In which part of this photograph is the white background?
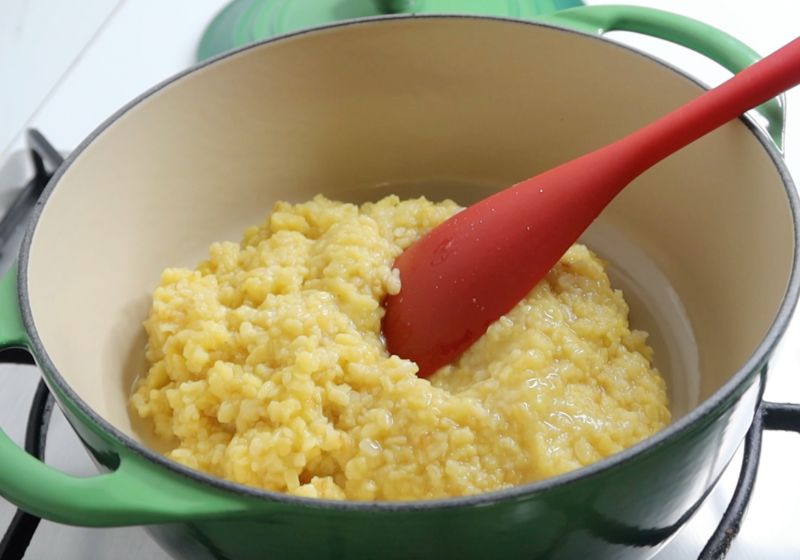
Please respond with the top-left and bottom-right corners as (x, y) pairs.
(0, 1), (798, 558)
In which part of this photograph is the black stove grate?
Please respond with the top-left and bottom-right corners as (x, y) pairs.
(0, 381), (53, 560)
(0, 130), (62, 560)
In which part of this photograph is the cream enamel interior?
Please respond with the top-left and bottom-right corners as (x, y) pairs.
(26, 18), (794, 441)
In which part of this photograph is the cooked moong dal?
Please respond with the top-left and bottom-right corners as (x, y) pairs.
(130, 195), (670, 500)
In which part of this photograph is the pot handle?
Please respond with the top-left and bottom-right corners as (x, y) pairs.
(0, 267), (253, 526)
(540, 5), (785, 150)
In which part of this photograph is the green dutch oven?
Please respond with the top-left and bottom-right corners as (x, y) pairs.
(0, 6), (798, 560)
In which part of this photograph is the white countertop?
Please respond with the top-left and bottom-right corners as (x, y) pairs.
(0, 1), (799, 558)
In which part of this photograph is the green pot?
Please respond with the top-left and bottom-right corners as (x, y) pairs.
(0, 12), (797, 560)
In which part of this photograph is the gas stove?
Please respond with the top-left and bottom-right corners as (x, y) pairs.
(1, 1), (799, 558)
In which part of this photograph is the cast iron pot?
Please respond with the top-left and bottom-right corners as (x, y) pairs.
(0, 13), (798, 560)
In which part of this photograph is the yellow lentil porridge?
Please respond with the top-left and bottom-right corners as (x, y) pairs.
(130, 195), (670, 500)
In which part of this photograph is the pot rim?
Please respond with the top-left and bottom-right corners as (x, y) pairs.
(16, 14), (800, 512)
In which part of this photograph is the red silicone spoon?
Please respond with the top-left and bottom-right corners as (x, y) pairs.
(383, 36), (800, 378)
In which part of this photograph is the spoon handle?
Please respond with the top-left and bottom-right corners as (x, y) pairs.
(612, 35), (800, 183)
